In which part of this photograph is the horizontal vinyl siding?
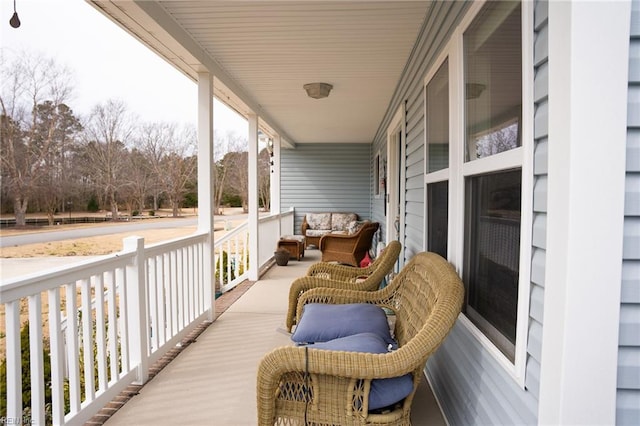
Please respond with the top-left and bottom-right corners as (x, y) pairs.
(280, 143), (371, 234)
(618, 0), (640, 423)
(526, 0), (549, 405)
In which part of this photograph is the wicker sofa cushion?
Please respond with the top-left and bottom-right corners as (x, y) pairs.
(306, 213), (332, 230)
(308, 333), (414, 411)
(291, 303), (394, 345)
(305, 229), (332, 238)
(331, 213), (358, 231)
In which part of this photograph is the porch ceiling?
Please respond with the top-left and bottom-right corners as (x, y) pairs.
(88, 1), (430, 145)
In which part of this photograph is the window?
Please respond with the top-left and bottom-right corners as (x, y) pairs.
(425, 59), (449, 259)
(462, 1), (522, 362)
(423, 0), (530, 375)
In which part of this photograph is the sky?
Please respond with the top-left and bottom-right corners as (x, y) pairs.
(0, 0), (248, 139)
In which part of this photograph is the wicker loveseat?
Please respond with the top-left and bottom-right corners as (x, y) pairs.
(284, 240), (402, 331)
(301, 212), (360, 248)
(257, 252), (464, 425)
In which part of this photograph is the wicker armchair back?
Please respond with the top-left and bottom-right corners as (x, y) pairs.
(319, 221), (379, 266)
(257, 252), (464, 425)
(284, 240), (402, 331)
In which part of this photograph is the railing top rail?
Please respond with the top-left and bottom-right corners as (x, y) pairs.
(215, 210), (293, 246)
(144, 230), (208, 257)
(0, 249), (136, 304)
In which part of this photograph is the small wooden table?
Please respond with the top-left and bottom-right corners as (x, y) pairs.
(277, 235), (305, 261)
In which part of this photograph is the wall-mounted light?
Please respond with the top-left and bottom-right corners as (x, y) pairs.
(266, 139), (274, 171)
(465, 83), (486, 100)
(10, 0), (21, 28)
(303, 82), (333, 99)
(266, 138), (274, 157)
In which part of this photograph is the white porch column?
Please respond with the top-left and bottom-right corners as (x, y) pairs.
(197, 72), (216, 320)
(248, 113), (260, 280)
(539, 2), (631, 425)
(270, 135), (282, 216)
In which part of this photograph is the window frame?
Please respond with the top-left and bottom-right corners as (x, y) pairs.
(422, 0), (534, 387)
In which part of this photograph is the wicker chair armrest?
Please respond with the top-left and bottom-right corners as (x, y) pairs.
(286, 275), (384, 331)
(257, 346), (420, 425)
(306, 261), (374, 280)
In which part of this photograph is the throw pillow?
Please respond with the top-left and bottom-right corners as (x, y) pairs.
(291, 303), (394, 346)
(307, 333), (414, 411)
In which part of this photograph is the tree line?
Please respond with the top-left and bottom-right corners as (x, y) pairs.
(0, 50), (271, 227)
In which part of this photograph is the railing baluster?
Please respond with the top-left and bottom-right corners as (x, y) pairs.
(80, 278), (95, 402)
(158, 253), (167, 346)
(5, 300), (21, 421)
(117, 266), (130, 374)
(95, 273), (108, 390)
(106, 269), (119, 383)
(48, 288), (65, 425)
(148, 256), (158, 351)
(177, 248), (185, 330)
(28, 294), (45, 425)
(66, 281), (81, 415)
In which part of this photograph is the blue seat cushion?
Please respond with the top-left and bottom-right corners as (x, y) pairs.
(308, 333), (414, 411)
(291, 303), (394, 346)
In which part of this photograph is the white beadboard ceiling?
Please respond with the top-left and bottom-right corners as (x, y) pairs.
(89, 1), (431, 145)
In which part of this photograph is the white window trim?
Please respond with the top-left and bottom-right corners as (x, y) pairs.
(374, 151), (381, 199)
(387, 106), (406, 252)
(423, 0), (534, 388)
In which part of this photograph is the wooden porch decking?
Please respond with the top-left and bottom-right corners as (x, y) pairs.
(102, 249), (447, 425)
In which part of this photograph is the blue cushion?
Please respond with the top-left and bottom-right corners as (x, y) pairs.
(308, 333), (414, 411)
(291, 303), (394, 345)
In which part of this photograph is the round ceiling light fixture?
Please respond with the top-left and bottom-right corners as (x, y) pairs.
(303, 82), (333, 99)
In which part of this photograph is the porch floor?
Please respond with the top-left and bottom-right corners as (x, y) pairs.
(103, 249), (446, 425)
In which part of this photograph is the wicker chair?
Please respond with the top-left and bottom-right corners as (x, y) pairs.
(284, 240), (402, 331)
(319, 222), (379, 266)
(257, 252), (464, 426)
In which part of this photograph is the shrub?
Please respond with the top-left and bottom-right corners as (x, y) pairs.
(87, 195), (99, 212)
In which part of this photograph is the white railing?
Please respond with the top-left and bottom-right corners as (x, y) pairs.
(0, 209), (294, 425)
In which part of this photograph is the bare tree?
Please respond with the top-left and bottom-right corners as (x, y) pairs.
(138, 122), (175, 211)
(220, 133), (248, 211)
(157, 125), (197, 217)
(213, 131), (247, 214)
(124, 147), (153, 215)
(36, 102), (83, 224)
(258, 147), (271, 211)
(0, 50), (75, 226)
(80, 99), (134, 220)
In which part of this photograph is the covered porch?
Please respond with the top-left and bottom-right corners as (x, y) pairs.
(93, 249), (445, 426)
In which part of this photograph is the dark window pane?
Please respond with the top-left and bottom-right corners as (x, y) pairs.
(427, 181), (448, 259)
(464, 169), (521, 361)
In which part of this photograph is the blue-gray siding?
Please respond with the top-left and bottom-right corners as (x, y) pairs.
(280, 143), (372, 234)
(618, 0), (640, 423)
